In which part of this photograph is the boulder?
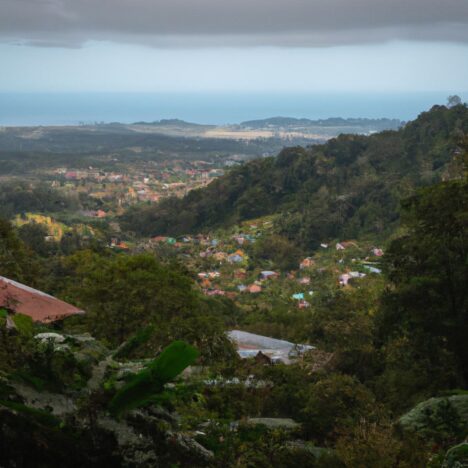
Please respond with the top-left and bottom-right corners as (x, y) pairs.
(34, 332), (65, 343)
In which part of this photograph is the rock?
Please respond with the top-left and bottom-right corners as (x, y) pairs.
(34, 332), (65, 343)
(238, 417), (301, 429)
(97, 415), (159, 466)
(11, 381), (76, 416)
(285, 441), (335, 459)
(70, 334), (109, 365)
(168, 431), (214, 462)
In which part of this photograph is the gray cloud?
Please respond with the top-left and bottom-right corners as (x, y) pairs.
(1, 0), (468, 47)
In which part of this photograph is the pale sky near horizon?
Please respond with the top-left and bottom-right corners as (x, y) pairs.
(0, 0), (468, 94)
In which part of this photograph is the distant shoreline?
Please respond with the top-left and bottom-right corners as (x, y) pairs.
(0, 91), (462, 127)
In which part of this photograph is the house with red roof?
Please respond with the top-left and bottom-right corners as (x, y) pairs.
(0, 276), (85, 324)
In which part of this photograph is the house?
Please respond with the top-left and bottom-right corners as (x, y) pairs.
(234, 235), (246, 245)
(291, 293), (304, 300)
(200, 279), (212, 289)
(298, 277), (310, 285)
(227, 330), (314, 364)
(299, 257), (315, 269)
(349, 271), (366, 279)
(363, 265), (382, 274)
(260, 271), (279, 280)
(248, 284), (262, 294)
(228, 253), (243, 264)
(213, 252), (228, 262)
(205, 289), (225, 297)
(237, 284), (247, 292)
(336, 242), (345, 250)
(0, 276), (85, 324)
(372, 248), (384, 257)
(340, 241), (359, 249)
(234, 269), (247, 279)
(320, 243), (328, 249)
(298, 300), (310, 309)
(339, 273), (351, 286)
(339, 271), (366, 286)
(151, 236), (167, 243)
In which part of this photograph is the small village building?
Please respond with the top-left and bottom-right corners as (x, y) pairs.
(0, 276), (85, 324)
(299, 257), (315, 269)
(227, 330), (314, 364)
(234, 269), (247, 279)
(151, 236), (167, 243)
(228, 254), (243, 264)
(213, 252), (228, 262)
(234, 236), (246, 245)
(200, 279), (212, 289)
(260, 271), (279, 280)
(248, 284), (262, 294)
(339, 271), (366, 286)
(205, 289), (225, 296)
(372, 248), (384, 257)
(291, 293), (304, 300)
(340, 241), (359, 249)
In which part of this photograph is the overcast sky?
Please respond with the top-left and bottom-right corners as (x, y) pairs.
(0, 0), (468, 93)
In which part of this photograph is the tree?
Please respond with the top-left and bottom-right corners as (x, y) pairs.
(17, 222), (54, 257)
(0, 218), (43, 287)
(377, 177), (468, 404)
(251, 234), (302, 270)
(299, 374), (377, 441)
(60, 252), (235, 362)
(447, 95), (462, 108)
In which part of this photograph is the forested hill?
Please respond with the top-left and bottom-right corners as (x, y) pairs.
(240, 116), (401, 130)
(121, 104), (468, 248)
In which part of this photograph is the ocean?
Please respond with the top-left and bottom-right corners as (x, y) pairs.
(0, 91), (464, 126)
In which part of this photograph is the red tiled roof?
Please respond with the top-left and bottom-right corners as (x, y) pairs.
(0, 276), (85, 323)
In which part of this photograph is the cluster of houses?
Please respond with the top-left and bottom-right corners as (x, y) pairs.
(146, 224), (386, 308)
(50, 159), (227, 212)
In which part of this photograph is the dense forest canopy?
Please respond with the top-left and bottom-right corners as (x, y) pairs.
(121, 104), (468, 250)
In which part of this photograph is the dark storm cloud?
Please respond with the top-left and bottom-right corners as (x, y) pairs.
(1, 0), (468, 47)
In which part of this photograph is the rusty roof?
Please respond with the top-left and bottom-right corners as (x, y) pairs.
(0, 276), (85, 323)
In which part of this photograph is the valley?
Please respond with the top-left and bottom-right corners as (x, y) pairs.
(0, 103), (467, 467)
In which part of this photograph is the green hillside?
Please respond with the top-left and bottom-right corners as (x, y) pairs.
(121, 104), (468, 248)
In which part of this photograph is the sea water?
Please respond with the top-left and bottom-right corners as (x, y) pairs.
(0, 91), (464, 126)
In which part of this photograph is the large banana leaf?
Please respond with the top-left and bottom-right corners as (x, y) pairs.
(108, 340), (198, 417)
